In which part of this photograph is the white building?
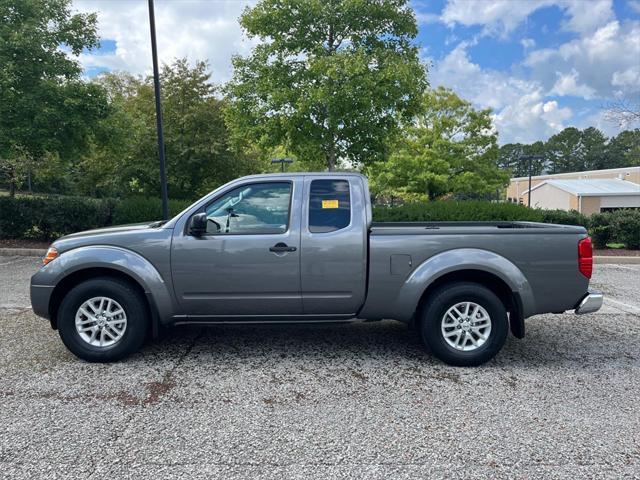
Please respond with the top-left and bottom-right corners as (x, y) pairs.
(522, 179), (640, 215)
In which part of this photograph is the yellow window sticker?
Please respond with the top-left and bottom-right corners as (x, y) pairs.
(322, 199), (339, 209)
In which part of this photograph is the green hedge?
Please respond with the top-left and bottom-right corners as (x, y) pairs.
(112, 197), (192, 225)
(373, 200), (589, 227)
(0, 195), (192, 240)
(0, 195), (116, 240)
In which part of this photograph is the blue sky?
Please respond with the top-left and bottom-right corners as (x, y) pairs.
(73, 0), (640, 144)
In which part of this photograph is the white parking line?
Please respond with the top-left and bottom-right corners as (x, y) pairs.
(604, 297), (640, 314)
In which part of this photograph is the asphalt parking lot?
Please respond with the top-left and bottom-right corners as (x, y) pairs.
(0, 257), (639, 479)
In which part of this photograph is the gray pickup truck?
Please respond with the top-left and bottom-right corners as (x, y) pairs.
(31, 172), (602, 366)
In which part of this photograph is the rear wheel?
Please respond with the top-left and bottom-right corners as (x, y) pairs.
(57, 277), (149, 362)
(419, 282), (508, 366)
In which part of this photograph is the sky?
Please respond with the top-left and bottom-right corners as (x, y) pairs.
(72, 0), (640, 145)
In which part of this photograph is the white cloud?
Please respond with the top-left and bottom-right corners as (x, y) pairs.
(612, 66), (640, 88)
(415, 11), (440, 24)
(525, 20), (640, 98)
(628, 0), (640, 14)
(549, 69), (597, 98)
(72, 0), (256, 83)
(520, 38), (536, 50)
(440, 0), (553, 36)
(561, 0), (614, 33)
(437, 0), (614, 36)
(428, 43), (573, 143)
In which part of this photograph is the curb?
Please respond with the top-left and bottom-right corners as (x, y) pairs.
(594, 256), (640, 264)
(0, 248), (46, 257)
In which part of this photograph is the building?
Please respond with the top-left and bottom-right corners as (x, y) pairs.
(521, 179), (640, 215)
(507, 166), (640, 214)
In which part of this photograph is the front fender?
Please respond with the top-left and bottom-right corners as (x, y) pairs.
(394, 248), (536, 321)
(32, 245), (175, 323)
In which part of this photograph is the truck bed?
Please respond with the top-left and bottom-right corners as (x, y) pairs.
(361, 221), (589, 321)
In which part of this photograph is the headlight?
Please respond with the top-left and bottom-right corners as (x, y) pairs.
(43, 246), (58, 266)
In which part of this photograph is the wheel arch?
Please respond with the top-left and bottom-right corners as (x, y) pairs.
(413, 269), (525, 338)
(45, 246), (173, 334)
(398, 248), (533, 338)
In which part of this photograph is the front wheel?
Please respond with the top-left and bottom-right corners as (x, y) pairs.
(420, 282), (508, 367)
(57, 277), (149, 362)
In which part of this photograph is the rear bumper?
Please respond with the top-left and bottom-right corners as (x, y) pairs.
(575, 290), (603, 315)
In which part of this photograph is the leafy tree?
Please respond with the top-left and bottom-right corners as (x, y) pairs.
(606, 129), (640, 169)
(366, 87), (509, 201)
(225, 0), (427, 171)
(80, 61), (265, 199)
(581, 127), (608, 170)
(545, 127), (584, 173)
(498, 142), (549, 177)
(0, 0), (108, 194)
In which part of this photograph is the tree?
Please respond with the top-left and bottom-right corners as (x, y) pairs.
(545, 127), (585, 173)
(366, 87), (509, 201)
(498, 142), (548, 178)
(606, 129), (640, 169)
(0, 0), (108, 194)
(581, 127), (608, 170)
(225, 0), (427, 171)
(604, 98), (640, 129)
(80, 61), (265, 199)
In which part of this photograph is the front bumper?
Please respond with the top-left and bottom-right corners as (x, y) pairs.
(575, 290), (603, 315)
(30, 284), (54, 320)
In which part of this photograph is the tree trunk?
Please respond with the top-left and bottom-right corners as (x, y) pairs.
(326, 133), (337, 171)
(9, 181), (15, 197)
(327, 149), (336, 171)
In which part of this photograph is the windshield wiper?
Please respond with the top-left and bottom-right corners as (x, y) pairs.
(148, 220), (168, 228)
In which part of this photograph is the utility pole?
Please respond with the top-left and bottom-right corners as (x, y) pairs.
(519, 154), (543, 208)
(148, 0), (169, 220)
(271, 158), (294, 172)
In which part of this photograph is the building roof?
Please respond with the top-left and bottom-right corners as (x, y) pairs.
(511, 165), (640, 182)
(526, 179), (640, 197)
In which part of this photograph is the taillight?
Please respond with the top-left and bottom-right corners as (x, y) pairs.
(578, 237), (593, 279)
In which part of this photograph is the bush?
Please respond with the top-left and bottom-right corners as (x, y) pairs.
(611, 209), (640, 249)
(540, 209), (589, 228)
(0, 195), (115, 240)
(589, 213), (612, 249)
(373, 200), (546, 223)
(0, 195), (192, 240)
(112, 197), (192, 225)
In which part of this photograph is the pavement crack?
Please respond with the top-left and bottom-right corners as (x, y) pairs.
(142, 327), (203, 406)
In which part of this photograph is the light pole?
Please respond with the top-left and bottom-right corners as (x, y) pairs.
(271, 158), (294, 172)
(148, 0), (169, 220)
(519, 154), (543, 207)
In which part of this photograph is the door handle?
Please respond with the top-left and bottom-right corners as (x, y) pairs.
(269, 242), (297, 253)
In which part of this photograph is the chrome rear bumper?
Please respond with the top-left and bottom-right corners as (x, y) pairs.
(575, 291), (603, 315)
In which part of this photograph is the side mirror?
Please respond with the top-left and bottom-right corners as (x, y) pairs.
(189, 212), (207, 236)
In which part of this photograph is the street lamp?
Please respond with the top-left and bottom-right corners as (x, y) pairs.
(148, 0), (169, 220)
(271, 158), (294, 172)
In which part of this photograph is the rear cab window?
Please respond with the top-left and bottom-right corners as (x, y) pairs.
(308, 179), (351, 233)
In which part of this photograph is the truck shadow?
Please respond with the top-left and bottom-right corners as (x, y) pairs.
(144, 313), (639, 369)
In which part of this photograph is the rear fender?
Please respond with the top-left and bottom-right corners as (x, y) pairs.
(395, 248), (535, 322)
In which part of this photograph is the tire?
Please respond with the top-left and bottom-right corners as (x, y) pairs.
(419, 282), (508, 367)
(57, 277), (149, 362)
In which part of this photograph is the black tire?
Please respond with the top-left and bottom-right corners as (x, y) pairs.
(57, 277), (149, 362)
(419, 282), (508, 367)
